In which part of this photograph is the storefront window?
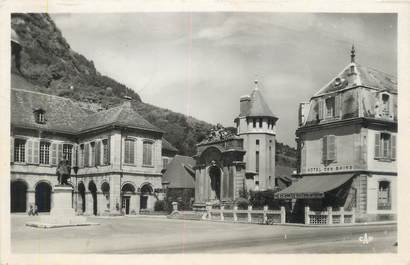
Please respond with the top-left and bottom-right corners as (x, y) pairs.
(377, 181), (391, 210)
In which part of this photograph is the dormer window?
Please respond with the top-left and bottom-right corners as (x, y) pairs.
(325, 97), (335, 118)
(381, 93), (390, 116)
(34, 109), (46, 124)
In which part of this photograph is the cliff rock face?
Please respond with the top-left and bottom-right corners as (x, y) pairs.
(11, 13), (140, 107)
(10, 13), (296, 162)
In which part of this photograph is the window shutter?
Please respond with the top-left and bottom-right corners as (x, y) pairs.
(26, 140), (33, 164)
(10, 137), (14, 163)
(32, 139), (39, 164)
(84, 143), (90, 167)
(328, 135), (336, 161)
(374, 133), (381, 159)
(322, 136), (328, 162)
(57, 143), (63, 162)
(79, 146), (84, 168)
(72, 145), (77, 166)
(391, 134), (396, 160)
(95, 141), (101, 166)
(50, 142), (57, 166)
(107, 138), (111, 165)
(335, 94), (341, 118)
(134, 140), (138, 165)
(318, 99), (324, 120)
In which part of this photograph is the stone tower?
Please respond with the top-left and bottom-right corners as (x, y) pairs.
(234, 80), (278, 191)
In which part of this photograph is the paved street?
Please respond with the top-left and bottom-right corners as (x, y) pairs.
(11, 214), (397, 254)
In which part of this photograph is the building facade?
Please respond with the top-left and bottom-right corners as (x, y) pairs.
(10, 88), (177, 215)
(276, 47), (397, 222)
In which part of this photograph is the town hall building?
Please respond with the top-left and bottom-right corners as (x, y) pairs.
(10, 30), (178, 215)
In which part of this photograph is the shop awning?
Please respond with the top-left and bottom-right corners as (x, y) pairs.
(274, 174), (354, 199)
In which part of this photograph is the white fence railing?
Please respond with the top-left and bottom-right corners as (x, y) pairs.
(304, 206), (355, 225)
(203, 204), (286, 224)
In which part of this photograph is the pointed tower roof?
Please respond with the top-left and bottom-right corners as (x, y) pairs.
(313, 46), (397, 97)
(246, 80), (277, 118)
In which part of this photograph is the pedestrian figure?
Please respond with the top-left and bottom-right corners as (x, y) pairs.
(34, 204), (38, 215)
(28, 204), (33, 216)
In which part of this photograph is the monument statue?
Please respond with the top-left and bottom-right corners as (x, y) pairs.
(56, 156), (71, 185)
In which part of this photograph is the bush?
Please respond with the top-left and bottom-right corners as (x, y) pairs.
(165, 188), (194, 212)
(235, 197), (249, 210)
(249, 189), (282, 209)
(154, 200), (167, 212)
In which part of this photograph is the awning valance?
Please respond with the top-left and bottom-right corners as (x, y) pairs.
(274, 174), (354, 199)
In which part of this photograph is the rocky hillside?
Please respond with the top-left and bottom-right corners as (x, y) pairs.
(10, 13), (297, 165)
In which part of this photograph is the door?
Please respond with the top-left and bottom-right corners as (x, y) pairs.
(122, 196), (130, 214)
(140, 195), (148, 210)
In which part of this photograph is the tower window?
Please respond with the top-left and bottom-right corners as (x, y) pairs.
(253, 119), (256, 128)
(256, 139), (260, 145)
(255, 151), (260, 173)
(259, 118), (263, 128)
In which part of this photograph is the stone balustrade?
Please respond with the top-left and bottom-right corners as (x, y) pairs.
(304, 206), (355, 225)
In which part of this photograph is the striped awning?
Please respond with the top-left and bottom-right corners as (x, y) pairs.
(274, 174), (354, 199)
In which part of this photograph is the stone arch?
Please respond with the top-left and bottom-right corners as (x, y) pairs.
(35, 181), (52, 212)
(121, 182), (136, 215)
(88, 181), (98, 215)
(101, 182), (110, 212)
(139, 183), (154, 210)
(207, 165), (223, 201)
(10, 180), (28, 212)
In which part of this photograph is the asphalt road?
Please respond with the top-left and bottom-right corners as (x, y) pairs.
(11, 215), (397, 254)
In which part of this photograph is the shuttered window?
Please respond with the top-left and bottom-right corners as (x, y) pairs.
(95, 141), (101, 166)
(124, 138), (135, 164)
(322, 135), (337, 163)
(63, 144), (73, 165)
(39, 141), (50, 165)
(14, 139), (26, 163)
(143, 141), (153, 166)
(102, 139), (110, 165)
(255, 151), (260, 173)
(51, 143), (58, 165)
(84, 143), (90, 167)
(90, 142), (95, 167)
(375, 133), (396, 160)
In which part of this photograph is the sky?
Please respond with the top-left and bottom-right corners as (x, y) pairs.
(51, 13), (397, 147)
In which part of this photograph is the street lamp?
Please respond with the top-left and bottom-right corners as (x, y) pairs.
(72, 165), (79, 213)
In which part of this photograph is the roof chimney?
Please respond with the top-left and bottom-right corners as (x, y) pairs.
(240, 95), (251, 116)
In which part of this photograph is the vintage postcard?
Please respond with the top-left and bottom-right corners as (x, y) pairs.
(1, 0), (409, 265)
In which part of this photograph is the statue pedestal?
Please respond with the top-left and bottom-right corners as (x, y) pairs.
(26, 185), (98, 228)
(50, 185), (76, 216)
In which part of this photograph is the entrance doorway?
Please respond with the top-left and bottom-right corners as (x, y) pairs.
(88, 181), (98, 215)
(121, 183), (135, 214)
(140, 184), (153, 210)
(122, 196), (130, 214)
(78, 182), (86, 213)
(209, 165), (221, 200)
(10, 180), (27, 212)
(35, 182), (52, 212)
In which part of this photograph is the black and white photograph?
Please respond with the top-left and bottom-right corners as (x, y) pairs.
(2, 1), (410, 264)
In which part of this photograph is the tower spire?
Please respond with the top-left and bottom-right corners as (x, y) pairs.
(350, 44), (356, 63)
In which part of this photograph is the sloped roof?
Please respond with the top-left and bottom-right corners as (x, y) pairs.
(248, 88), (277, 118)
(313, 62), (397, 97)
(11, 85), (162, 134)
(11, 88), (88, 134)
(162, 138), (178, 153)
(81, 101), (162, 133)
(162, 155), (195, 189)
(275, 165), (294, 178)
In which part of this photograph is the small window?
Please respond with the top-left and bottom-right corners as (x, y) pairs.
(259, 118), (263, 128)
(256, 139), (260, 145)
(255, 151), (260, 173)
(253, 119), (256, 128)
(274, 178), (279, 187)
(381, 93), (390, 117)
(34, 109), (46, 124)
(325, 97), (335, 118)
(39, 141), (50, 164)
(143, 141), (153, 166)
(124, 138), (135, 164)
(377, 181), (391, 210)
(102, 139), (109, 165)
(63, 144), (73, 165)
(14, 139), (26, 163)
